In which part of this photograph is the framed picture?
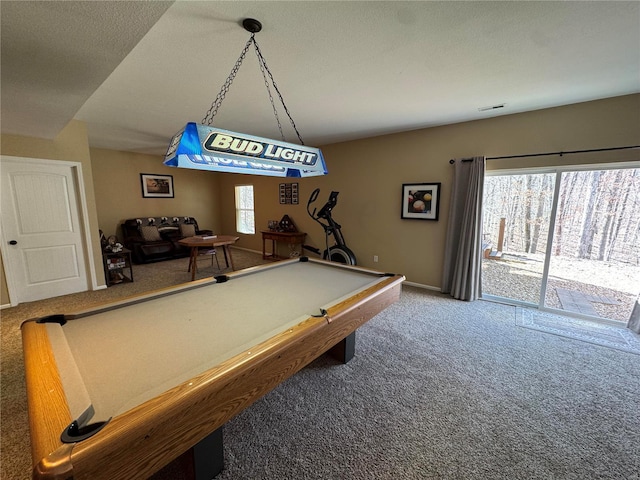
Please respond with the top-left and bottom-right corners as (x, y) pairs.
(401, 183), (441, 220)
(279, 182), (299, 205)
(140, 173), (174, 198)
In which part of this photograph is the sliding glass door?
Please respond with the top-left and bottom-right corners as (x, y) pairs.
(482, 165), (640, 324)
(482, 173), (555, 305)
(543, 169), (640, 322)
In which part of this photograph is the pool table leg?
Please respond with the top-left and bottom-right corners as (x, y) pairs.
(194, 427), (224, 480)
(161, 427), (224, 480)
(329, 331), (356, 364)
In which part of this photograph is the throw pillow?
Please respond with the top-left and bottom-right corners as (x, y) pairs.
(140, 225), (162, 242)
(180, 223), (196, 237)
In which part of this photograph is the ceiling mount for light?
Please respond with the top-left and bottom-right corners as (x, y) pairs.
(163, 18), (328, 178)
(242, 18), (262, 34)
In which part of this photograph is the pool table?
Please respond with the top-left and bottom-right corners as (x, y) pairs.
(21, 257), (404, 480)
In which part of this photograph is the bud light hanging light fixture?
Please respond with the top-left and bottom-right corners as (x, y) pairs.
(164, 18), (327, 178)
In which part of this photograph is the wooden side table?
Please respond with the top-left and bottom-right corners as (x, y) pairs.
(103, 248), (133, 286)
(261, 231), (306, 260)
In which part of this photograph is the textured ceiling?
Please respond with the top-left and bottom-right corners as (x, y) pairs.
(2, 1), (639, 156)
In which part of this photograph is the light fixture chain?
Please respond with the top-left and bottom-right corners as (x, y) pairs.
(252, 38), (305, 145)
(255, 46), (286, 141)
(201, 24), (305, 146)
(202, 35), (255, 126)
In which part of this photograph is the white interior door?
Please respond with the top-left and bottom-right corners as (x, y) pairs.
(1, 157), (89, 303)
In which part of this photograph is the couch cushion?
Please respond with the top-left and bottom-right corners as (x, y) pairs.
(140, 225), (162, 242)
(180, 223), (196, 237)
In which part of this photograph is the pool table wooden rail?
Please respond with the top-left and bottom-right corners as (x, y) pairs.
(22, 264), (404, 480)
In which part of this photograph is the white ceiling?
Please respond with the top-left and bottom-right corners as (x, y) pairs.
(2, 1), (639, 156)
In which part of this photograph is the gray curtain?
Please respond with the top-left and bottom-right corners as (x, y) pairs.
(441, 156), (486, 301)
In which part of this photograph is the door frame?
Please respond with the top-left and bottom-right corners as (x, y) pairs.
(482, 160), (640, 325)
(0, 155), (100, 307)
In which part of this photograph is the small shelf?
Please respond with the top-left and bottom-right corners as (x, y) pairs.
(103, 248), (133, 286)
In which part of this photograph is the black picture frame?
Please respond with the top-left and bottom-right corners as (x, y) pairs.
(141, 173), (174, 198)
(401, 183), (441, 220)
(279, 182), (299, 205)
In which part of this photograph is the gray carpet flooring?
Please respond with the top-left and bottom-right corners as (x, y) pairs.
(2, 251), (639, 479)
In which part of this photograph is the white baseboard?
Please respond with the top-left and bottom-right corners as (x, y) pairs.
(230, 247), (442, 293)
(230, 246), (263, 256)
(1, 284), (108, 309)
(402, 281), (441, 292)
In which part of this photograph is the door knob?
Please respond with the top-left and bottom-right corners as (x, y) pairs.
(9, 240), (17, 245)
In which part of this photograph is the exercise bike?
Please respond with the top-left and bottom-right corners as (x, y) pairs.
(304, 188), (357, 265)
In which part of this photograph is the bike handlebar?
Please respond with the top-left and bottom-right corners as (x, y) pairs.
(307, 188), (342, 232)
(316, 191), (339, 219)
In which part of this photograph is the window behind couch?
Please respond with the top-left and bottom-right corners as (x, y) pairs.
(235, 185), (255, 234)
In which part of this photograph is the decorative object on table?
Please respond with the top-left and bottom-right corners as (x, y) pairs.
(401, 183), (441, 221)
(268, 220), (279, 231)
(278, 215), (298, 233)
(140, 173), (174, 198)
(105, 235), (124, 253)
(279, 183), (299, 204)
(163, 19), (327, 179)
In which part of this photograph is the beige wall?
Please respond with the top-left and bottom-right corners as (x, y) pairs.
(1, 120), (104, 305)
(1, 94), (638, 306)
(90, 148), (222, 239)
(217, 94), (639, 288)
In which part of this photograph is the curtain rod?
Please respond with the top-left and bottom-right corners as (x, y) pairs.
(449, 158), (474, 163)
(449, 145), (639, 164)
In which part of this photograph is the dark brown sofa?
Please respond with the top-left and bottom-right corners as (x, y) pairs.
(121, 216), (212, 264)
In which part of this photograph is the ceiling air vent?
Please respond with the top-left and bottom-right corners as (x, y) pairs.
(478, 104), (506, 112)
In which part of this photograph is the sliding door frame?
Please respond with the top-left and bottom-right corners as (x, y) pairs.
(482, 161), (640, 325)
